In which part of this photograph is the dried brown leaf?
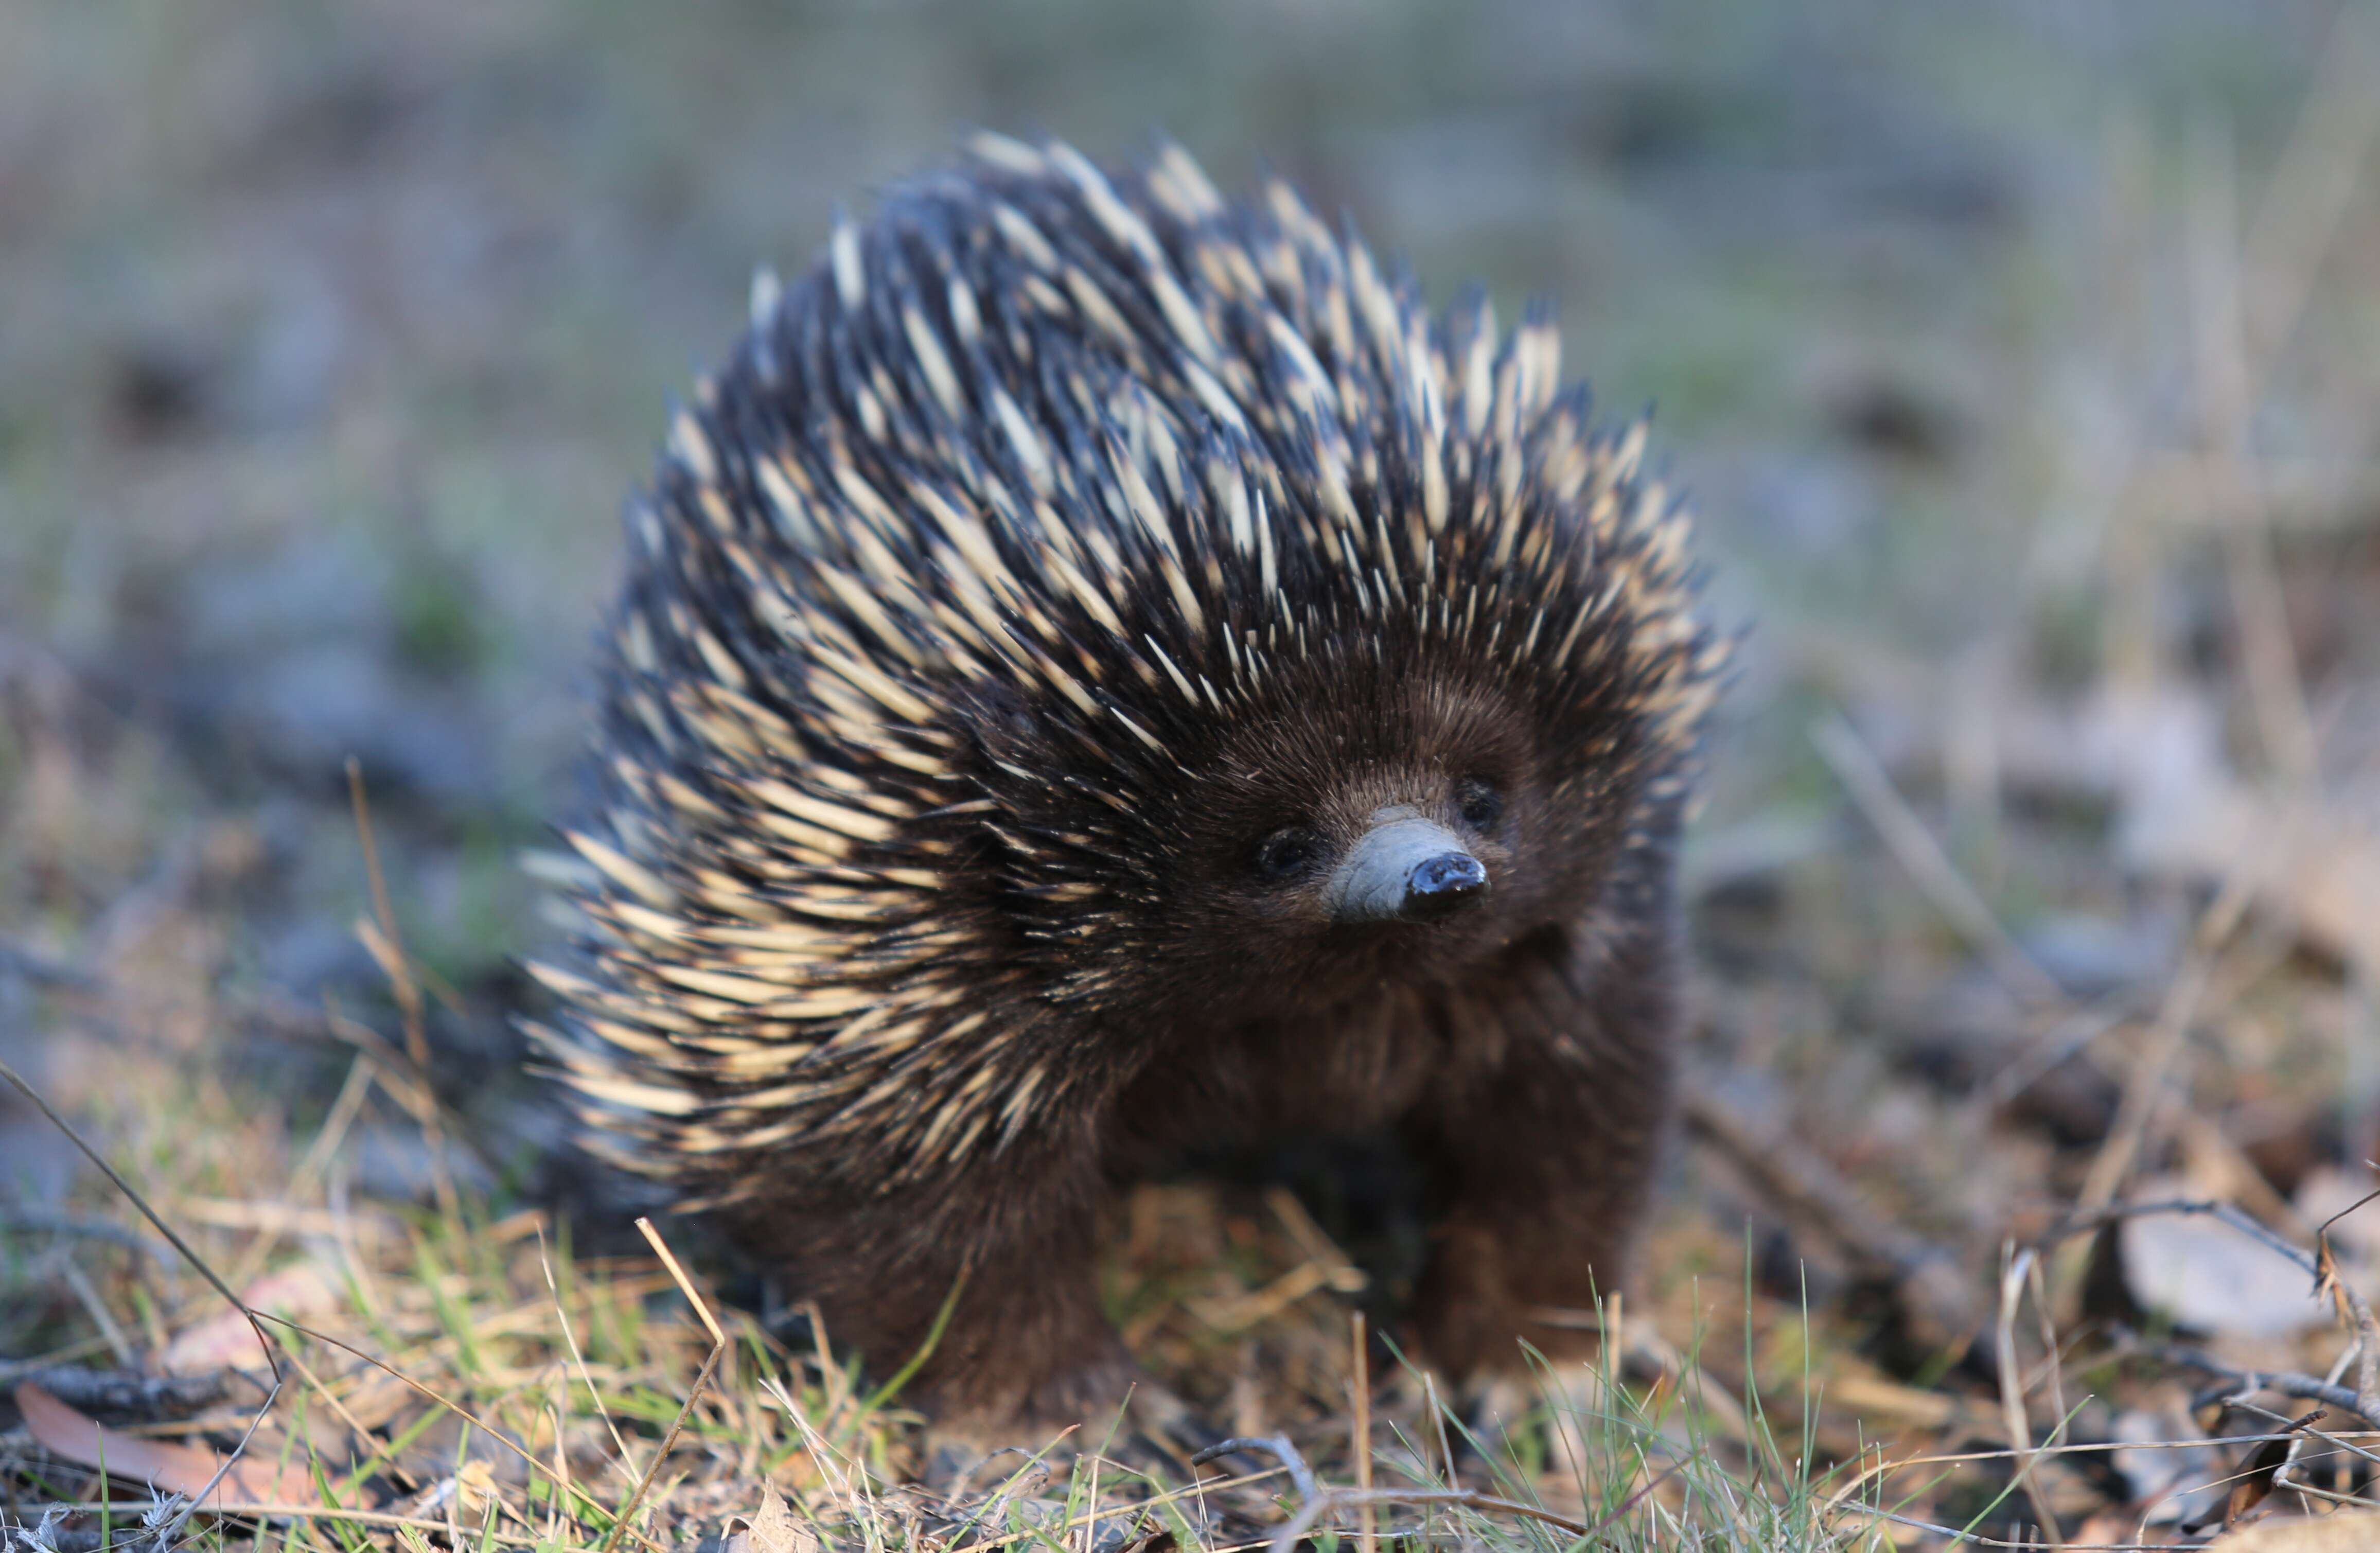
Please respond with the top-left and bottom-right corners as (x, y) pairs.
(161, 1262), (338, 1375)
(725, 1483), (818, 1553)
(15, 1381), (324, 1506)
(2223, 1412), (2320, 1530)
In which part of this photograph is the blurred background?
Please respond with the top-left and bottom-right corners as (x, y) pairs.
(3, 2), (2380, 1534)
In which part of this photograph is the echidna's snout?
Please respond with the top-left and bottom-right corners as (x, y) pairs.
(1327, 809), (1489, 925)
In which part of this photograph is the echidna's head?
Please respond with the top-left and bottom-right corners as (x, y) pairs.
(959, 609), (1667, 1029)
(1160, 685), (1608, 1016)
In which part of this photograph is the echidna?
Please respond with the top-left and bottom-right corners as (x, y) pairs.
(528, 135), (1726, 1435)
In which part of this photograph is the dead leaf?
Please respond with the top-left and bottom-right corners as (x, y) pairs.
(2224, 1411), (2321, 1529)
(16, 1381), (325, 1506)
(454, 1458), (497, 1521)
(724, 1483), (818, 1553)
(2119, 1184), (2326, 1338)
(161, 1262), (337, 1374)
(2205, 1512), (2380, 1550)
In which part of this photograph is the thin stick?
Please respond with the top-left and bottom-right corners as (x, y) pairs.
(2315, 1184), (2380, 1423)
(2048, 1195), (2323, 1276)
(1350, 1311), (1372, 1553)
(546, 1373), (571, 1545)
(600, 1218), (727, 1553)
(1841, 1503), (2205, 1552)
(2026, 1251), (2069, 1450)
(2123, 1337), (2376, 1427)
(1189, 1435), (1316, 1502)
(2041, 1193), (2380, 1427)
(1994, 1245), (2062, 1549)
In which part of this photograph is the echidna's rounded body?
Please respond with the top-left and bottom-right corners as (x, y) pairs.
(531, 136), (1724, 1431)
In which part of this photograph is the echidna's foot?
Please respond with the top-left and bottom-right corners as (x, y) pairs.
(1455, 1361), (1618, 1487)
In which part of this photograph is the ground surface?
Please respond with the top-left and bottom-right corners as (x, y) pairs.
(4, 4), (2380, 1549)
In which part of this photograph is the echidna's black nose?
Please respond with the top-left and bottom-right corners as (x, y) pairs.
(1328, 810), (1491, 925)
(1402, 850), (1488, 920)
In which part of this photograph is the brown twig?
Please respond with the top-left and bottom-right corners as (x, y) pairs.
(1841, 1505), (2205, 1552)
(2314, 1183), (2380, 1425)
(10, 1367), (231, 1416)
(2046, 1195), (2320, 1275)
(2122, 1336), (2377, 1428)
(10, 1500), (567, 1545)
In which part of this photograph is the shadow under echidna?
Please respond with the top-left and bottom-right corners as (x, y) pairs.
(524, 133), (1729, 1453)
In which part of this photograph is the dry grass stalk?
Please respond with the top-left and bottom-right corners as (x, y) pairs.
(1994, 1245), (2061, 1548)
(346, 758), (459, 1224)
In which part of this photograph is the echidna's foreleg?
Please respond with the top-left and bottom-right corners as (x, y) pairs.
(1404, 897), (1682, 1382)
(763, 1139), (1136, 1436)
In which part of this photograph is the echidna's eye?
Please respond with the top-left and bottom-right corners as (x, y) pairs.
(1252, 826), (1324, 883)
(1456, 780), (1505, 832)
